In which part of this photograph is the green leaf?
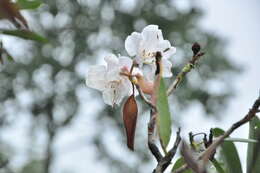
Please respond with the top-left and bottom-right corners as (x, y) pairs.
(172, 157), (193, 173)
(224, 137), (258, 143)
(247, 116), (260, 173)
(7, 54), (14, 62)
(211, 158), (225, 173)
(0, 29), (48, 43)
(156, 78), (172, 150)
(212, 128), (242, 173)
(16, 0), (42, 10)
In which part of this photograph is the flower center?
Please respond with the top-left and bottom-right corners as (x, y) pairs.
(106, 80), (122, 106)
(141, 49), (156, 64)
(107, 80), (121, 89)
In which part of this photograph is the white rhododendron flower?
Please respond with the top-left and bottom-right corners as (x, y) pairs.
(125, 25), (176, 79)
(86, 54), (133, 106)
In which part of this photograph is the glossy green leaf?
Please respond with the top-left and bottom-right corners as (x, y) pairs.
(247, 116), (260, 173)
(156, 78), (172, 150)
(0, 29), (48, 43)
(211, 158), (225, 173)
(16, 0), (42, 9)
(212, 128), (242, 173)
(172, 157), (193, 173)
(224, 137), (257, 143)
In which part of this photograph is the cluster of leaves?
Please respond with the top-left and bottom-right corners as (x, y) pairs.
(171, 117), (260, 173)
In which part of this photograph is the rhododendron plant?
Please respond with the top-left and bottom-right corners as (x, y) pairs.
(84, 24), (260, 173)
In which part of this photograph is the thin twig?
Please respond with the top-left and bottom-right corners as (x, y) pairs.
(167, 52), (205, 96)
(201, 95), (260, 162)
(135, 80), (161, 162)
(154, 128), (182, 173)
(144, 52), (164, 163)
(172, 95), (260, 173)
(148, 109), (163, 162)
(181, 142), (207, 173)
(135, 84), (156, 110)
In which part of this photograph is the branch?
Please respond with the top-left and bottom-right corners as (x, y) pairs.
(201, 94), (260, 162)
(172, 95), (260, 173)
(134, 52), (164, 163)
(181, 142), (207, 173)
(154, 128), (182, 173)
(148, 109), (163, 162)
(135, 82), (162, 162)
(167, 52), (204, 96)
(135, 84), (156, 111)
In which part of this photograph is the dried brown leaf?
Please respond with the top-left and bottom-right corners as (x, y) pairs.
(123, 95), (138, 150)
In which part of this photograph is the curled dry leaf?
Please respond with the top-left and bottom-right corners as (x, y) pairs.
(123, 95), (138, 150)
(0, 0), (28, 29)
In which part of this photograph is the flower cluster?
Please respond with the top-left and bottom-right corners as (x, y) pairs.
(86, 25), (176, 106)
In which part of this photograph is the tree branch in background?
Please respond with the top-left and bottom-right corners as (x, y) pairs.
(172, 94), (260, 173)
(167, 43), (205, 96)
(153, 128), (182, 173)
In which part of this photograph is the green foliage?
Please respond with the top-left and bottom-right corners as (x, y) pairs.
(16, 0), (42, 10)
(212, 128), (242, 173)
(20, 160), (43, 173)
(157, 78), (172, 151)
(0, 29), (48, 43)
(247, 116), (260, 173)
(172, 157), (193, 173)
(211, 158), (225, 173)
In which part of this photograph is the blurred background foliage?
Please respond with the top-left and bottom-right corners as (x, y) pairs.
(0, 0), (240, 173)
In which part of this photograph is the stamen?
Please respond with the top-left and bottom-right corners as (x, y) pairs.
(163, 48), (170, 52)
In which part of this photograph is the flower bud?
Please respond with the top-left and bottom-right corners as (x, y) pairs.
(192, 42), (201, 56)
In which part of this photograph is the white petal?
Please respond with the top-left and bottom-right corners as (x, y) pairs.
(162, 59), (173, 78)
(141, 25), (162, 56)
(135, 56), (143, 67)
(107, 68), (121, 81)
(142, 64), (155, 81)
(125, 32), (142, 56)
(119, 56), (133, 70)
(104, 54), (119, 70)
(86, 65), (106, 90)
(157, 40), (171, 52)
(132, 66), (143, 76)
(102, 81), (130, 106)
(163, 46), (176, 59)
(102, 88), (115, 106)
(141, 25), (164, 50)
(120, 78), (133, 96)
(142, 25), (160, 42)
